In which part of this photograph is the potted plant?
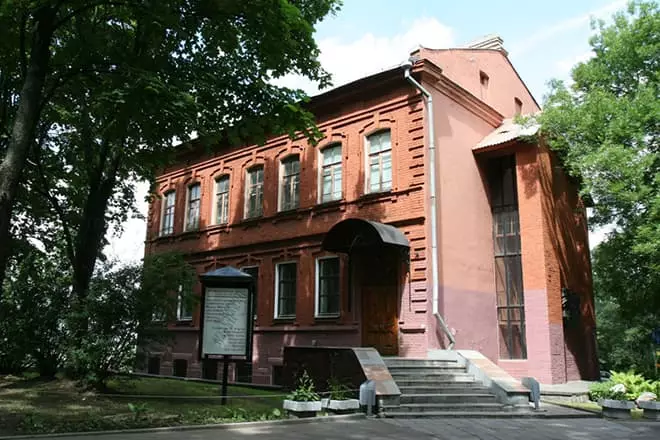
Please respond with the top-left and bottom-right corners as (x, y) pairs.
(598, 383), (635, 419)
(283, 370), (322, 418)
(326, 377), (360, 414)
(593, 371), (655, 419)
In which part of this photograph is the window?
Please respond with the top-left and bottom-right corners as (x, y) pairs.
(177, 286), (193, 321)
(185, 183), (201, 231)
(487, 155), (527, 360)
(514, 97), (523, 116)
(480, 71), (489, 100)
(320, 144), (342, 203)
(147, 356), (160, 375)
(316, 257), (340, 317)
(173, 359), (188, 377)
(279, 156), (300, 211)
(275, 262), (296, 318)
(202, 359), (218, 380)
(160, 191), (175, 235)
(215, 176), (230, 225)
(235, 362), (253, 383)
(242, 266), (259, 320)
(366, 130), (392, 193)
(245, 167), (264, 218)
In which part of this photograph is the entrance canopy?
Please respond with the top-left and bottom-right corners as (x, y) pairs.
(321, 218), (410, 253)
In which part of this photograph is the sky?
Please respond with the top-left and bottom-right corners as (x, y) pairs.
(104, 0), (626, 263)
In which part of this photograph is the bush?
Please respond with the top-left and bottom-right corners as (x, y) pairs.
(287, 370), (320, 402)
(589, 381), (618, 401)
(609, 370), (655, 400)
(327, 377), (351, 400)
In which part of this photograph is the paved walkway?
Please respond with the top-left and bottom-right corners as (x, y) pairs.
(49, 417), (660, 440)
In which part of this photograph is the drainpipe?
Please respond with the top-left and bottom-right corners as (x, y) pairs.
(401, 59), (455, 350)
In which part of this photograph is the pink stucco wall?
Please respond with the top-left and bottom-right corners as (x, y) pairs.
(418, 48), (541, 118)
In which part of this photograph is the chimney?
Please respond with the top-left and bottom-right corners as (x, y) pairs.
(465, 34), (508, 56)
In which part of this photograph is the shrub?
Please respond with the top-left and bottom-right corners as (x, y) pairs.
(589, 381), (618, 401)
(609, 370), (655, 400)
(287, 370), (320, 402)
(327, 377), (351, 401)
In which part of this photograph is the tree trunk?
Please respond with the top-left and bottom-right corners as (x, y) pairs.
(70, 153), (122, 337)
(0, 8), (55, 289)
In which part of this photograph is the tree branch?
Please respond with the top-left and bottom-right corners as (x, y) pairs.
(19, 12), (27, 79)
(31, 137), (76, 266)
(53, 1), (133, 31)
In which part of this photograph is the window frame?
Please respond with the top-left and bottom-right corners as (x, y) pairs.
(160, 190), (176, 236)
(274, 261), (297, 319)
(213, 175), (230, 225)
(278, 155), (300, 212)
(318, 144), (343, 203)
(315, 256), (341, 318)
(184, 183), (201, 231)
(241, 265), (259, 321)
(244, 166), (264, 219)
(176, 285), (193, 322)
(364, 130), (393, 194)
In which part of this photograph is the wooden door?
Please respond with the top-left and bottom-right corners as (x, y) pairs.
(360, 251), (399, 355)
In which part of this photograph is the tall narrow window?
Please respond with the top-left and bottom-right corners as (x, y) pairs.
(279, 156), (300, 211)
(366, 130), (392, 193)
(480, 71), (489, 100)
(245, 167), (264, 218)
(514, 97), (523, 116)
(320, 145), (342, 203)
(275, 262), (296, 318)
(176, 285), (193, 321)
(160, 191), (175, 236)
(185, 183), (201, 231)
(242, 266), (259, 320)
(215, 176), (230, 225)
(487, 155), (526, 360)
(316, 257), (340, 317)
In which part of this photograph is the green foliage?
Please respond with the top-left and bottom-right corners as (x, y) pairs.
(327, 377), (351, 400)
(127, 403), (149, 421)
(591, 371), (660, 401)
(288, 370), (320, 402)
(65, 252), (195, 389)
(540, 0), (660, 378)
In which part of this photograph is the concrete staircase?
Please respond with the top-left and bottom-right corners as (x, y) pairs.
(382, 357), (527, 418)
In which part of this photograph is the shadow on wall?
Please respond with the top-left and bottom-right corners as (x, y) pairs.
(537, 145), (598, 380)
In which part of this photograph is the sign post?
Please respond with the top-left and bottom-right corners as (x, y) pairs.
(198, 267), (255, 405)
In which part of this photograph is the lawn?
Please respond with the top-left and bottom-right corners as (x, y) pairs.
(543, 399), (645, 419)
(0, 374), (286, 436)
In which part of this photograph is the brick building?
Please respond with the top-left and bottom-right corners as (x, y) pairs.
(143, 36), (599, 385)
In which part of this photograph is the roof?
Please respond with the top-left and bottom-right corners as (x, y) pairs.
(474, 117), (540, 151)
(321, 218), (410, 253)
(200, 266), (253, 284)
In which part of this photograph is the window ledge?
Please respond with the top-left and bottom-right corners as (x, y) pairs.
(174, 319), (194, 326)
(314, 314), (341, 321)
(271, 208), (304, 223)
(357, 190), (394, 205)
(272, 317), (297, 324)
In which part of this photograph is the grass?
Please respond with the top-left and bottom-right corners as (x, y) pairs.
(0, 374), (286, 436)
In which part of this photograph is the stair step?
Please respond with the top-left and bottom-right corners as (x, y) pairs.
(383, 403), (507, 413)
(400, 393), (498, 404)
(381, 410), (534, 419)
(388, 366), (467, 374)
(390, 373), (475, 382)
(398, 386), (490, 394)
(384, 360), (460, 368)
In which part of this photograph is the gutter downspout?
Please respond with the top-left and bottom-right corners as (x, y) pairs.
(402, 60), (455, 350)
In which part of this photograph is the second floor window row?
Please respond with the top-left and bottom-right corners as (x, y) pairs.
(160, 130), (393, 233)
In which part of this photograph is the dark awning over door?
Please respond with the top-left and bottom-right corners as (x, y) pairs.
(321, 218), (410, 253)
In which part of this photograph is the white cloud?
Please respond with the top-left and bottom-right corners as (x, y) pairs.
(104, 181), (149, 265)
(509, 0), (627, 58)
(276, 17), (455, 95)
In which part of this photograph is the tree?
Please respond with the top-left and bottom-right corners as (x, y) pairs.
(540, 1), (659, 374)
(0, 0), (340, 299)
(66, 252), (196, 389)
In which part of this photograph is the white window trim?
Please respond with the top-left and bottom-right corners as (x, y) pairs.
(160, 191), (175, 236)
(274, 261), (297, 319)
(277, 155), (300, 212)
(183, 183), (201, 232)
(364, 130), (392, 195)
(211, 175), (230, 225)
(317, 144), (342, 204)
(314, 256), (340, 318)
(176, 286), (193, 321)
(244, 167), (264, 219)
